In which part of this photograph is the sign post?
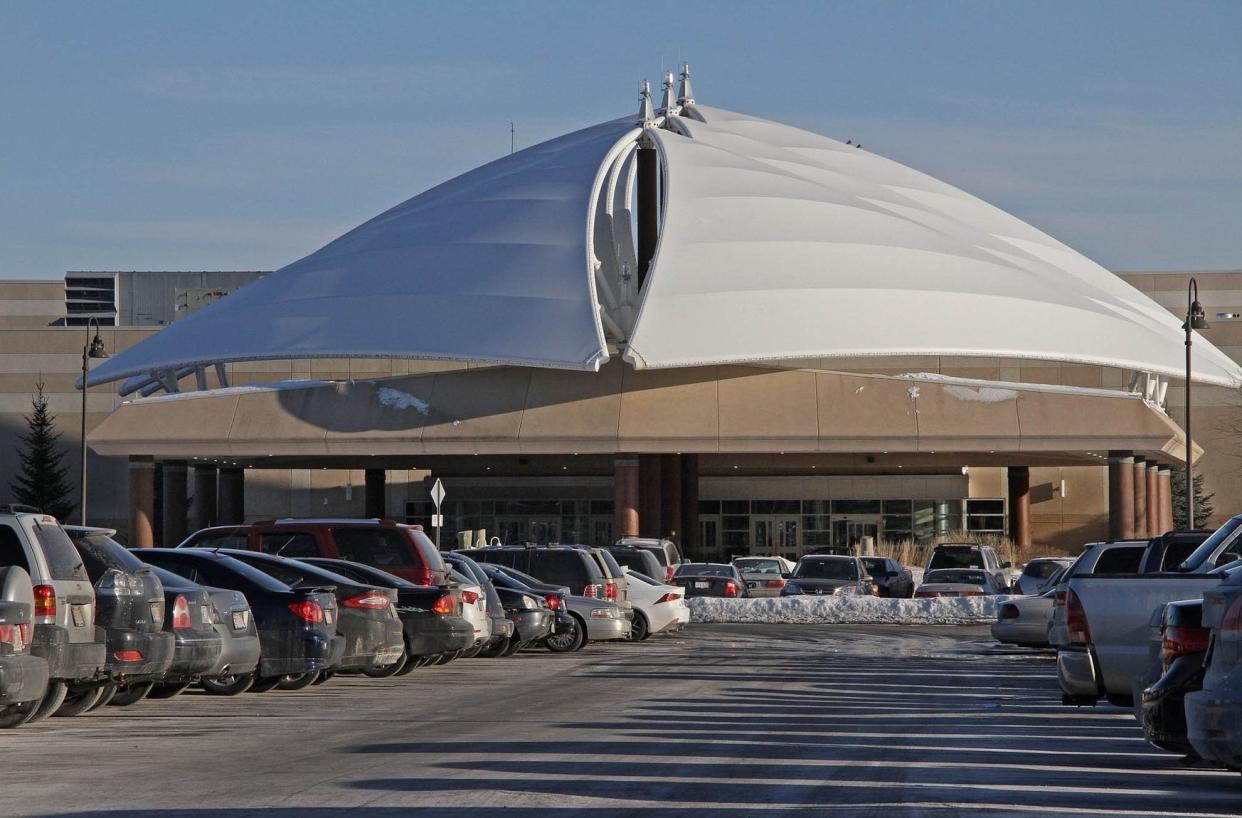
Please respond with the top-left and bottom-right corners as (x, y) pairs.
(429, 478), (446, 548)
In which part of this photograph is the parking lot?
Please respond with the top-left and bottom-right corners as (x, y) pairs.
(7, 623), (1239, 817)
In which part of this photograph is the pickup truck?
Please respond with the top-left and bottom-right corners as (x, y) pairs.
(1058, 516), (1242, 707)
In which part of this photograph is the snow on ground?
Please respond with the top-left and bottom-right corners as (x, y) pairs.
(688, 593), (1015, 625)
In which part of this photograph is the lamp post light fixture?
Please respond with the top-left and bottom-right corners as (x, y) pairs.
(1183, 278), (1209, 531)
(80, 317), (108, 526)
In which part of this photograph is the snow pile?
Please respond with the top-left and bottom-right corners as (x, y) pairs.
(377, 387), (430, 414)
(688, 594), (1015, 625)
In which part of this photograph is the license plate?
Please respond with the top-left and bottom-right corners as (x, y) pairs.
(694, 581), (710, 589)
(70, 605), (86, 627)
(232, 611), (247, 630)
(325, 608), (335, 624)
(200, 605), (212, 625)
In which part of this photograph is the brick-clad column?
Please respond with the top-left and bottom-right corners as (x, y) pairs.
(660, 454), (683, 542)
(1109, 452), (1135, 541)
(680, 454), (699, 558)
(128, 457), (155, 548)
(1007, 466), (1031, 549)
(1132, 458), (1148, 540)
(639, 454), (663, 538)
(1146, 463), (1161, 535)
(613, 457), (640, 539)
(1158, 467), (1174, 534)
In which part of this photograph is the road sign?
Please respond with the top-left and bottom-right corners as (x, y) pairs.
(430, 478), (445, 508)
(430, 514), (444, 527)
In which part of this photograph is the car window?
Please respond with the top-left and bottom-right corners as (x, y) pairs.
(149, 559), (201, 585)
(75, 534), (146, 579)
(332, 528), (414, 567)
(735, 559), (783, 574)
(0, 525), (31, 572)
(860, 558), (888, 575)
(146, 564), (196, 589)
(187, 532), (250, 550)
(1181, 516), (1242, 570)
(1161, 542), (1200, 571)
(523, 551), (595, 588)
(637, 546), (671, 567)
(1023, 561), (1063, 580)
(146, 552), (292, 594)
(928, 547), (983, 571)
(1093, 546), (1143, 574)
(794, 559), (857, 580)
(596, 550), (624, 579)
(31, 521), (89, 581)
(258, 532), (319, 559)
(407, 530), (446, 573)
(676, 564), (734, 577)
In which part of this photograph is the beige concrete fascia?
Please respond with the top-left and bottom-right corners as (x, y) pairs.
(617, 366), (720, 452)
(815, 371), (917, 453)
(717, 366), (819, 453)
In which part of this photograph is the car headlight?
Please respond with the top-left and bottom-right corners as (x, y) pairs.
(591, 608), (618, 619)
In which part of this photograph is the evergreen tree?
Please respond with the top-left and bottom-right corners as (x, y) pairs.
(9, 380), (76, 520)
(1171, 466), (1215, 530)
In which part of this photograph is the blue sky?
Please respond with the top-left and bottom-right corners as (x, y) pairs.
(2, 1), (1239, 279)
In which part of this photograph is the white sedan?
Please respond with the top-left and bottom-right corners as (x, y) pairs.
(991, 589), (1057, 648)
(623, 568), (690, 640)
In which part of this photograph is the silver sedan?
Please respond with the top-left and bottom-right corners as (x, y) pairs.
(991, 589), (1056, 648)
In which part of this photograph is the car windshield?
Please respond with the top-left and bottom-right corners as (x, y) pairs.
(860, 558), (889, 575)
(1023, 561), (1064, 580)
(331, 528), (414, 566)
(926, 570), (987, 585)
(794, 559), (857, 580)
(734, 558), (783, 574)
(31, 521), (89, 581)
(495, 565), (550, 588)
(75, 533), (146, 581)
(146, 564), (197, 589)
(675, 563), (733, 578)
(1180, 516), (1242, 571)
(927, 547), (984, 571)
(624, 570), (660, 586)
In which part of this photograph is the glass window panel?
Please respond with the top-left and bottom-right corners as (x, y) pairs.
(590, 500), (614, 515)
(833, 499), (882, 515)
(804, 531), (833, 546)
(722, 531), (749, 548)
(698, 500), (721, 514)
(883, 499), (912, 514)
(722, 516), (750, 531)
(883, 514), (913, 531)
(967, 499), (1005, 515)
(721, 500), (749, 515)
(803, 500), (831, 515)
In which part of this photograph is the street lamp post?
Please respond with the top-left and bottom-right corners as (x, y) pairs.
(1183, 278), (1209, 531)
(80, 317), (108, 526)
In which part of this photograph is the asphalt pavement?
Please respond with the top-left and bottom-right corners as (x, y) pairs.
(5, 623), (1240, 817)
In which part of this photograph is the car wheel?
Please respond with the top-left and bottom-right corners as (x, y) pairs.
(501, 635), (523, 657)
(629, 612), (650, 642)
(247, 675), (283, 693)
(108, 681), (155, 707)
(276, 671), (319, 691)
(362, 653), (408, 678)
(434, 651), (458, 665)
(147, 682), (192, 700)
(88, 682), (117, 711)
(393, 655), (423, 675)
(477, 638), (509, 658)
(0, 700), (38, 728)
(312, 669), (333, 686)
(546, 615), (585, 653)
(459, 644), (483, 659)
(22, 681), (67, 724)
(54, 684), (106, 717)
(200, 673), (254, 696)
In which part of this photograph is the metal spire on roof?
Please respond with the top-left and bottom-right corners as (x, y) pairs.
(638, 79), (654, 123)
(660, 71), (676, 115)
(677, 62), (695, 106)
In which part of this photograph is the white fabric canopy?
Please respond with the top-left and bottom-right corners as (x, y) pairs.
(624, 105), (1242, 387)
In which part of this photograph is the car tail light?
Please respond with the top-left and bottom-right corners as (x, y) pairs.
(723, 580), (739, 598)
(1224, 597), (1242, 634)
(915, 590), (939, 598)
(114, 649), (143, 661)
(1161, 625), (1210, 661)
(344, 592), (391, 610)
(871, 583), (881, 596)
(766, 579), (785, 588)
(1065, 588), (1092, 645)
(999, 603), (1020, 620)
(1055, 590), (1067, 607)
(171, 595), (192, 629)
(432, 594), (456, 616)
(604, 582), (618, 600)
(957, 591), (984, 597)
(288, 600), (325, 623)
(584, 584), (598, 598)
(0, 623), (23, 651)
(544, 594), (564, 611)
(655, 592), (681, 604)
(415, 566), (434, 587)
(33, 584), (55, 620)
(461, 589), (480, 605)
(665, 566), (675, 582)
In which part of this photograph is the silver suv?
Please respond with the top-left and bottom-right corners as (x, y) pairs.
(0, 507), (105, 721)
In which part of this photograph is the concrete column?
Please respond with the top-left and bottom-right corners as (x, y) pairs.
(680, 454), (699, 559)
(660, 454), (683, 542)
(1132, 458), (1149, 540)
(128, 457), (155, 548)
(218, 467), (245, 525)
(161, 460), (188, 547)
(1007, 466), (1031, 549)
(1158, 467), (1174, 534)
(613, 456), (640, 539)
(1109, 452), (1135, 541)
(1146, 463), (1161, 535)
(639, 454), (663, 538)
(365, 468), (386, 519)
(191, 465), (218, 531)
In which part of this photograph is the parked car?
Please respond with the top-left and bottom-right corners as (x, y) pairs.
(65, 526), (183, 709)
(1137, 598), (1209, 756)
(1049, 540), (1148, 650)
(622, 568), (689, 639)
(569, 545), (632, 618)
(1057, 521), (1242, 707)
(924, 543), (1010, 591)
(462, 545), (608, 600)
(136, 548), (344, 693)
(781, 555), (870, 596)
(178, 518), (450, 586)
(0, 508), (105, 722)
(1186, 564), (1242, 770)
(992, 587), (1059, 648)
(480, 563), (627, 650)
(606, 546), (665, 582)
(1137, 531), (1212, 574)
(298, 557), (473, 673)
(487, 586), (555, 656)
(213, 549), (404, 681)
(732, 556), (796, 597)
(1012, 557), (1074, 596)
(916, 569), (1007, 598)
(859, 557), (915, 598)
(615, 537), (683, 582)
(443, 552), (513, 657)
(0, 566), (50, 727)
(673, 563), (749, 598)
(143, 565), (261, 696)
(473, 562), (575, 643)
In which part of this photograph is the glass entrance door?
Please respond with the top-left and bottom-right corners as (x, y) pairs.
(832, 517), (880, 555)
(752, 517), (800, 560)
(494, 516), (560, 544)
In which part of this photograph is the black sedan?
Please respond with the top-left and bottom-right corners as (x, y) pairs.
(1140, 598), (1209, 756)
(860, 557), (915, 598)
(65, 526), (176, 712)
(298, 557), (473, 675)
(672, 563), (749, 598)
(136, 549), (343, 693)
(144, 565), (260, 697)
(218, 550), (404, 682)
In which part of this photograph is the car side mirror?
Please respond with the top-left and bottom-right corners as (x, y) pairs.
(1001, 561), (1012, 569)
(781, 572), (792, 579)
